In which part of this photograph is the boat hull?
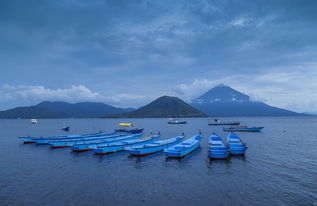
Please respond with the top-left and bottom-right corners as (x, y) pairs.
(129, 138), (183, 156)
(209, 149), (229, 159)
(70, 134), (143, 151)
(208, 122), (240, 126)
(168, 121), (187, 124)
(19, 131), (107, 143)
(208, 133), (230, 159)
(48, 135), (124, 147)
(223, 127), (264, 132)
(165, 142), (200, 158)
(93, 136), (158, 154)
(229, 146), (247, 155)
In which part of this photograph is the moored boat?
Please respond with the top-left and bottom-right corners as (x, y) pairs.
(34, 132), (116, 145)
(93, 134), (160, 154)
(164, 133), (202, 158)
(118, 123), (134, 127)
(62, 126), (70, 132)
(223, 126), (264, 132)
(19, 131), (105, 144)
(115, 122), (144, 134)
(208, 133), (229, 159)
(69, 133), (143, 151)
(208, 119), (240, 126)
(115, 128), (144, 133)
(168, 118), (187, 124)
(128, 135), (184, 156)
(31, 119), (38, 124)
(227, 133), (247, 155)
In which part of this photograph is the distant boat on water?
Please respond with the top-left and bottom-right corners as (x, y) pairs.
(208, 119), (240, 126)
(168, 118), (187, 124)
(223, 126), (264, 132)
(62, 126), (70, 131)
(115, 122), (144, 134)
(30, 119), (38, 124)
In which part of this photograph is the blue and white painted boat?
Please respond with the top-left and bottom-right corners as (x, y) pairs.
(115, 128), (144, 134)
(227, 133), (247, 155)
(223, 126), (264, 132)
(164, 133), (202, 158)
(208, 119), (240, 126)
(208, 133), (229, 159)
(35, 132), (118, 145)
(93, 134), (160, 154)
(128, 135), (184, 156)
(19, 131), (106, 144)
(51, 133), (143, 148)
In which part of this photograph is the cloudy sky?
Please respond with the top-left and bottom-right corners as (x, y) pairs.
(1, 0), (317, 112)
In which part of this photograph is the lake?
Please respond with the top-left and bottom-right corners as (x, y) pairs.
(0, 117), (316, 206)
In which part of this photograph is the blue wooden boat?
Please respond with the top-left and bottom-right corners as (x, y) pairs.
(115, 128), (144, 133)
(128, 135), (184, 156)
(208, 119), (240, 126)
(164, 133), (202, 158)
(227, 133), (247, 155)
(208, 133), (229, 159)
(49, 133), (123, 148)
(69, 134), (144, 151)
(93, 134), (160, 154)
(19, 131), (105, 144)
(223, 126), (264, 132)
(35, 132), (118, 145)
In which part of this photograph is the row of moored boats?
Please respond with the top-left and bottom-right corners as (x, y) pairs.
(169, 118), (264, 132)
(19, 130), (247, 159)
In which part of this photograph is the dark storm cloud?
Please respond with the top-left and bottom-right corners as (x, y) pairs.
(0, 0), (317, 111)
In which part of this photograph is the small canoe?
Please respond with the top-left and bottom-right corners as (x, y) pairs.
(227, 133), (247, 156)
(70, 134), (143, 151)
(93, 135), (160, 154)
(164, 133), (202, 158)
(223, 126), (264, 132)
(208, 133), (229, 159)
(19, 131), (105, 144)
(208, 119), (240, 126)
(128, 135), (184, 156)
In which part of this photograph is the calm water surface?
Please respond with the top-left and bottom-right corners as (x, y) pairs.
(0, 117), (316, 206)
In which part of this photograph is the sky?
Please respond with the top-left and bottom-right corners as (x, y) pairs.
(1, 0), (317, 112)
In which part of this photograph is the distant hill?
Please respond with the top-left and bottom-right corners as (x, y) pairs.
(191, 84), (303, 117)
(37, 101), (134, 118)
(107, 96), (207, 118)
(0, 106), (68, 119)
(0, 101), (134, 119)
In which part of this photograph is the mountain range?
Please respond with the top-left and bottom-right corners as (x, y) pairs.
(0, 84), (307, 118)
(0, 102), (133, 119)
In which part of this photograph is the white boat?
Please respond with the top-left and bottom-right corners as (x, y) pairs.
(168, 118), (187, 124)
(30, 119), (38, 124)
